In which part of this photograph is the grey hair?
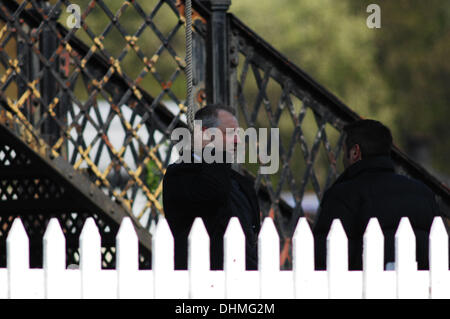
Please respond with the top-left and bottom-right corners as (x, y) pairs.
(194, 104), (235, 128)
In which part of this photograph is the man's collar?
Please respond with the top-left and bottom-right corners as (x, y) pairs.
(189, 150), (233, 165)
(336, 156), (395, 184)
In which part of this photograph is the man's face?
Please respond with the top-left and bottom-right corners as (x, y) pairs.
(216, 110), (240, 152)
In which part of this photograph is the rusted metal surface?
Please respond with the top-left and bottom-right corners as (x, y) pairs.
(175, 0), (207, 25)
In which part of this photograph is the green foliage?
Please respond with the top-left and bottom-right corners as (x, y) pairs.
(367, 0), (450, 174)
(146, 159), (162, 194)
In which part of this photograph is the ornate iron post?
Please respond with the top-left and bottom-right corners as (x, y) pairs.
(200, 0), (231, 107)
(17, 25), (36, 125)
(36, 0), (65, 148)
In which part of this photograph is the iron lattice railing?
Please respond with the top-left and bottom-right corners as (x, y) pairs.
(0, 0), (449, 270)
(0, 0), (196, 267)
(0, 1), (191, 218)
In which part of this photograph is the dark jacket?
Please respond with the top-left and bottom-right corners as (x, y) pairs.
(313, 156), (440, 270)
(163, 158), (261, 270)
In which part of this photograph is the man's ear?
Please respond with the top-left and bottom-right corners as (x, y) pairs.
(351, 144), (362, 161)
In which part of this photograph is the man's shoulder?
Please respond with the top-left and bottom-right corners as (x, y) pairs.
(165, 160), (232, 180)
(164, 162), (196, 183)
(329, 170), (435, 200)
(230, 168), (250, 181)
(390, 173), (435, 196)
(166, 161), (200, 173)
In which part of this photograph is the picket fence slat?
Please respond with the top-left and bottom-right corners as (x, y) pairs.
(395, 217), (429, 298)
(188, 218), (213, 298)
(293, 217), (327, 298)
(259, 218), (281, 298)
(0, 215), (449, 299)
(7, 218), (32, 298)
(117, 217), (141, 299)
(79, 218), (116, 299)
(0, 269), (7, 298)
(224, 217), (246, 298)
(429, 216), (450, 299)
(153, 217), (174, 299)
(44, 218), (67, 298)
(362, 218), (395, 298)
(327, 219), (362, 299)
(80, 217), (101, 299)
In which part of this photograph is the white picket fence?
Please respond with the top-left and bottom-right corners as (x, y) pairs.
(0, 215), (449, 299)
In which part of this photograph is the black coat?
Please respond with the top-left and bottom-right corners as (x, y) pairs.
(163, 159), (261, 270)
(313, 156), (440, 270)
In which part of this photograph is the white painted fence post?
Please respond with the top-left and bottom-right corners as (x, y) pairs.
(395, 217), (416, 298)
(327, 219), (359, 298)
(293, 217), (326, 298)
(4, 214), (450, 300)
(43, 218), (66, 298)
(429, 216), (450, 299)
(80, 217), (102, 299)
(224, 217), (246, 298)
(153, 217), (174, 298)
(7, 218), (30, 299)
(259, 217), (280, 299)
(188, 218), (210, 298)
(362, 218), (394, 298)
(116, 217), (140, 298)
(395, 217), (428, 298)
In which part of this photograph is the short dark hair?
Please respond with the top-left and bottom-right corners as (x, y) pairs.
(194, 104), (236, 128)
(343, 119), (393, 158)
